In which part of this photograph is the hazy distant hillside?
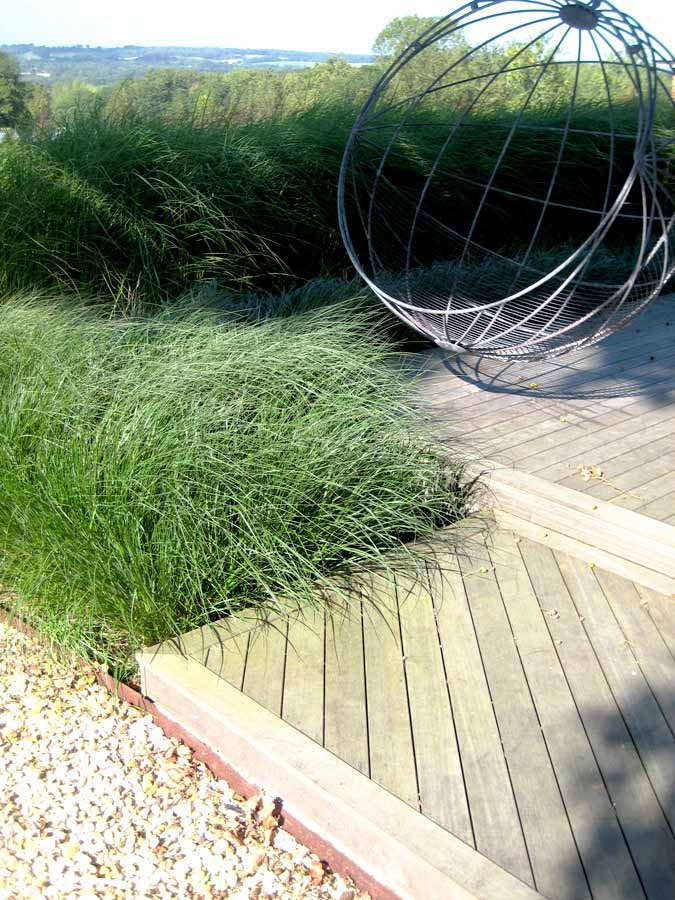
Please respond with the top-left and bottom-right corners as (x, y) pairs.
(2, 43), (374, 84)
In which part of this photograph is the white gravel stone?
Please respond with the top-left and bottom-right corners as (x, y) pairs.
(0, 622), (371, 900)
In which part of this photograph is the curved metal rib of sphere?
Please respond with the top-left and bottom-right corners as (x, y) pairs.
(338, 0), (675, 359)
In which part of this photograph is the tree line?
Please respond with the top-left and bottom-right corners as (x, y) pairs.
(1, 14), (655, 137)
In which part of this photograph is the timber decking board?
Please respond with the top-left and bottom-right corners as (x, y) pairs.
(425, 343), (675, 431)
(460, 537), (589, 900)
(184, 521), (675, 900)
(418, 309), (675, 407)
(633, 483), (675, 517)
(593, 568), (675, 737)
(634, 584), (675, 659)
(241, 619), (288, 716)
(416, 294), (675, 523)
(429, 551), (533, 884)
(556, 434), (675, 501)
(323, 602), (370, 778)
(553, 553), (675, 836)
(361, 573), (420, 811)
(202, 631), (249, 689)
(509, 402), (675, 472)
(421, 335), (675, 428)
(281, 609), (325, 744)
(395, 568), (473, 844)
(547, 551), (675, 898)
(500, 538), (646, 900)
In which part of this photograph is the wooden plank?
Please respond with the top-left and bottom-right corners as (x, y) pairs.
(494, 507), (675, 596)
(488, 400), (667, 470)
(241, 619), (288, 716)
(436, 391), (675, 474)
(536, 549), (675, 899)
(425, 368), (653, 446)
(459, 342), (675, 437)
(556, 434), (675, 501)
(323, 602), (370, 778)
(475, 410), (628, 466)
(465, 396), (628, 442)
(634, 584), (675, 659)
(633, 483), (675, 519)
(361, 573), (419, 810)
(520, 410), (675, 480)
(593, 568), (675, 735)
(422, 332), (675, 431)
(480, 466), (675, 550)
(418, 296), (672, 395)
(523, 549), (675, 900)
(162, 606), (264, 658)
(418, 313), (675, 412)
(282, 608), (325, 745)
(553, 552), (675, 835)
(419, 304), (673, 432)
(395, 569), (473, 844)
(199, 631), (249, 690)
(509, 539), (647, 900)
(429, 550), (532, 884)
(514, 401), (675, 472)
(463, 534), (589, 899)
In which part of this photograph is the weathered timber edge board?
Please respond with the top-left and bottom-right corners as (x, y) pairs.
(472, 464), (675, 593)
(137, 650), (544, 900)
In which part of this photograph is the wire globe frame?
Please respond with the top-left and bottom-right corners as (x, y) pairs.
(338, 0), (675, 358)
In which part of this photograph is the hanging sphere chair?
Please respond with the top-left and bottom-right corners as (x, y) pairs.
(338, 0), (675, 358)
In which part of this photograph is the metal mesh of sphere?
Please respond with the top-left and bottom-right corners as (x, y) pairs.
(338, 0), (675, 358)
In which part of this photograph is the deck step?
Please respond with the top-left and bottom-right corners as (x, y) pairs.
(473, 465), (675, 595)
(138, 644), (543, 900)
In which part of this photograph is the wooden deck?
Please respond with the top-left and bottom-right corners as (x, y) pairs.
(172, 521), (675, 900)
(415, 294), (675, 524)
(140, 296), (675, 900)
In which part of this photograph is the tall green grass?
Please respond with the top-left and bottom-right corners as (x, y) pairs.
(0, 296), (469, 674)
(0, 100), (670, 312)
(0, 103), (353, 309)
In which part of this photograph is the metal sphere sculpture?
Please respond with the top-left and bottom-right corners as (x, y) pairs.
(338, 0), (675, 358)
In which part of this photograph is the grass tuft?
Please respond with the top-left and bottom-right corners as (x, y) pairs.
(0, 100), (670, 312)
(0, 296), (470, 675)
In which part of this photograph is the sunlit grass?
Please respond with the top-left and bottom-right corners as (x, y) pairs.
(0, 295), (471, 675)
(0, 99), (669, 312)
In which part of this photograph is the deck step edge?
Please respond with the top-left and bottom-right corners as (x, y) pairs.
(137, 650), (545, 900)
(471, 464), (675, 592)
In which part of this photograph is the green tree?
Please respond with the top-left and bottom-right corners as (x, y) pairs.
(25, 83), (52, 133)
(51, 80), (99, 124)
(372, 15), (467, 102)
(0, 52), (28, 127)
(373, 15), (451, 58)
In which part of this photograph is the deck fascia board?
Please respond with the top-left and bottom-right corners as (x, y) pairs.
(137, 649), (544, 900)
(469, 464), (675, 593)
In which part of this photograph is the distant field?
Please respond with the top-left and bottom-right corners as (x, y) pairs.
(2, 43), (375, 84)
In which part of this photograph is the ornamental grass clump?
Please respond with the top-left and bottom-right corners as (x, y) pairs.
(0, 297), (468, 674)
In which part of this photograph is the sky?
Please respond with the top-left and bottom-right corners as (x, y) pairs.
(4, 0), (675, 55)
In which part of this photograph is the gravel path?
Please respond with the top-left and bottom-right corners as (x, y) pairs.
(0, 622), (370, 900)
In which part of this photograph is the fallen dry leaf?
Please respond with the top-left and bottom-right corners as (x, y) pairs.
(308, 859), (327, 886)
(578, 464), (603, 482)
